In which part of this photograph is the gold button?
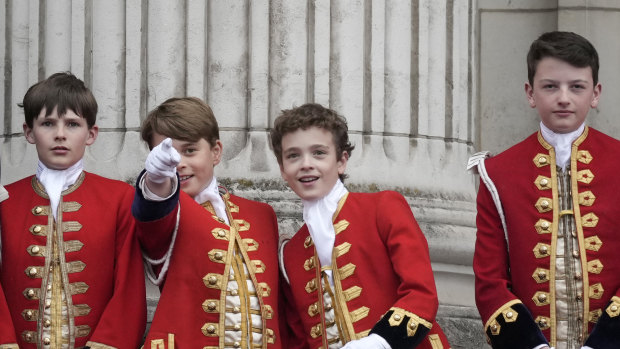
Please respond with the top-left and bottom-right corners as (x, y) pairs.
(541, 221), (550, 230)
(539, 318), (547, 326)
(409, 322), (417, 329)
(325, 303), (332, 311)
(229, 273), (235, 281)
(540, 178), (549, 187)
(572, 250), (579, 258)
(33, 225), (42, 233)
(207, 301), (216, 310)
(538, 293), (547, 302)
(24, 333), (33, 341)
(491, 324), (498, 331)
(31, 246), (40, 254)
(43, 319), (51, 327)
(206, 325), (216, 334)
(218, 230), (226, 237)
(230, 289), (238, 296)
(234, 342), (240, 348)
(539, 157), (547, 164)
(233, 306), (240, 313)
(27, 289), (36, 298)
(214, 252), (223, 260)
(541, 200), (549, 209)
(35, 207), (43, 214)
(574, 272), (582, 280)
(208, 276), (217, 285)
(506, 311), (513, 319)
(25, 310), (33, 319)
(576, 292), (583, 301)
(45, 299), (51, 308)
(47, 284), (52, 291)
(28, 267), (37, 276)
(234, 324), (241, 330)
(538, 271), (547, 280)
(393, 314), (401, 321)
(43, 337), (51, 345)
(611, 305), (618, 312)
(539, 246), (548, 255)
(572, 230), (577, 237)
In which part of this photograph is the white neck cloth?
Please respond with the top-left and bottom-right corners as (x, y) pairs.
(194, 176), (229, 225)
(540, 122), (585, 170)
(36, 160), (83, 220)
(302, 180), (348, 271)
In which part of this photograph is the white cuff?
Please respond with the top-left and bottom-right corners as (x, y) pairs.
(139, 175), (178, 201)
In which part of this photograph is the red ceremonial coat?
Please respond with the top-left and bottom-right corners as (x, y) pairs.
(0, 172), (146, 348)
(473, 127), (620, 348)
(281, 191), (450, 349)
(0, 283), (17, 348)
(134, 185), (283, 348)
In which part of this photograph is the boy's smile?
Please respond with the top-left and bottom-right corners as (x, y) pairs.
(280, 126), (348, 201)
(525, 57), (601, 134)
(151, 133), (222, 198)
(24, 107), (98, 170)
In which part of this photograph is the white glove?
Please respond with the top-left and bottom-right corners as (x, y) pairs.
(145, 138), (181, 184)
(342, 334), (391, 349)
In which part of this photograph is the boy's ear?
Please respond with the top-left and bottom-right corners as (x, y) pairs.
(337, 151), (349, 175)
(591, 82), (602, 108)
(524, 82), (536, 108)
(211, 140), (223, 166)
(23, 123), (36, 144)
(85, 125), (99, 145)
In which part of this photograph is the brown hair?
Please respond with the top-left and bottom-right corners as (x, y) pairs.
(141, 97), (219, 149)
(270, 103), (354, 181)
(527, 31), (599, 86)
(20, 72), (98, 128)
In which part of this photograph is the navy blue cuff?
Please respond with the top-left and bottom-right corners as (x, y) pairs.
(584, 297), (620, 348)
(485, 303), (548, 349)
(131, 169), (180, 222)
(369, 309), (430, 349)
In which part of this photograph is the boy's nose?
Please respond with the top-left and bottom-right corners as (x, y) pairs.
(558, 87), (570, 104)
(301, 155), (314, 169)
(55, 126), (66, 139)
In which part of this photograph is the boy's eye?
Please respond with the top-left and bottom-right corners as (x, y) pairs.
(183, 148), (196, 155)
(67, 121), (81, 127)
(572, 84), (585, 89)
(313, 150), (327, 156)
(285, 153), (299, 159)
(41, 120), (53, 126)
(542, 84), (556, 89)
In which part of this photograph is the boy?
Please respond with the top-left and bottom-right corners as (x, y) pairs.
(469, 31), (620, 349)
(270, 103), (450, 349)
(0, 72), (146, 348)
(131, 97), (283, 348)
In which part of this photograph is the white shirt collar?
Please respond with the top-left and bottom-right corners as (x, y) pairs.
(540, 122), (585, 170)
(193, 176), (229, 225)
(36, 160), (83, 219)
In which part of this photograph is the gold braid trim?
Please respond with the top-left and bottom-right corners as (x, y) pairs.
(483, 299), (523, 332)
(85, 341), (117, 349)
(0, 344), (19, 349)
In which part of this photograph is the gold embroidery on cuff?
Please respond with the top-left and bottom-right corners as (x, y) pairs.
(606, 296), (620, 318)
(502, 307), (518, 322)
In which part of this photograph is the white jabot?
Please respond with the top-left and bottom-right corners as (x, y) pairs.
(302, 179), (348, 282)
(540, 122), (585, 170)
(36, 160), (83, 219)
(194, 176), (229, 225)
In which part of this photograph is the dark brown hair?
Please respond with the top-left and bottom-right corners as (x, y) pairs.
(141, 97), (219, 149)
(20, 72), (97, 128)
(527, 31), (599, 86)
(270, 103), (354, 181)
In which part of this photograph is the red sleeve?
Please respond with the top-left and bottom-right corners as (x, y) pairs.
(369, 191), (435, 348)
(0, 282), (17, 347)
(474, 179), (547, 348)
(85, 187), (147, 348)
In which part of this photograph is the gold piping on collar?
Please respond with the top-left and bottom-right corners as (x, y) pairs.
(31, 172), (86, 198)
